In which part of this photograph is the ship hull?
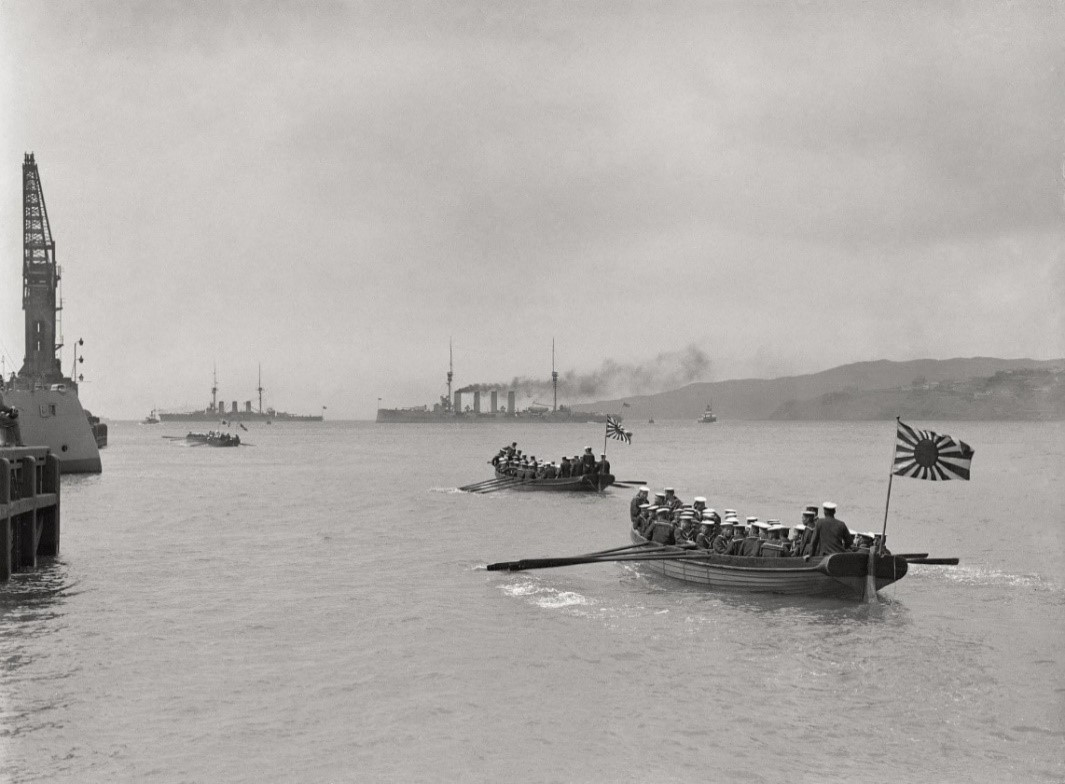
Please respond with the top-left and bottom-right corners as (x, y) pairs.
(7, 387), (102, 474)
(159, 411), (322, 422)
(376, 408), (610, 424)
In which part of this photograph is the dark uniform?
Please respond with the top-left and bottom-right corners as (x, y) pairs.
(738, 531), (763, 557)
(559, 458), (571, 478)
(644, 515), (676, 545)
(712, 529), (734, 554)
(807, 514), (854, 556)
(694, 525), (714, 550)
(597, 456), (611, 476)
(580, 450), (597, 474)
(630, 493), (648, 525)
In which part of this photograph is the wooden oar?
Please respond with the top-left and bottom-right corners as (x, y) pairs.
(575, 541), (661, 559)
(488, 548), (769, 572)
(906, 557), (959, 565)
(893, 553), (929, 559)
(459, 479), (497, 491)
(460, 477), (514, 492)
(612, 480), (647, 488)
(474, 479), (519, 494)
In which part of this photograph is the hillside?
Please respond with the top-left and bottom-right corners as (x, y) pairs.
(572, 357), (1065, 421)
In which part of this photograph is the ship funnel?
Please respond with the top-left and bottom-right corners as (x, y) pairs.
(473, 391), (481, 414)
(490, 390), (498, 413)
(507, 390), (516, 417)
(231, 401), (238, 414)
(454, 391), (462, 414)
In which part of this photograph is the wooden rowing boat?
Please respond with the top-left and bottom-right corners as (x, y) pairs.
(627, 529), (908, 598)
(494, 467), (614, 492)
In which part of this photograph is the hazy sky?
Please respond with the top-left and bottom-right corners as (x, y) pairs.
(1, 1), (1062, 418)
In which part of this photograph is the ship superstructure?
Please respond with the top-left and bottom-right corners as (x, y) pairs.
(5, 154), (102, 473)
(158, 365), (323, 422)
(375, 342), (611, 424)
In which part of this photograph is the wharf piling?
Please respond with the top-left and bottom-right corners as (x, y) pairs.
(0, 446), (61, 583)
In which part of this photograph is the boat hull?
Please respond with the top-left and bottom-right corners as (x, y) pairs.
(495, 468), (614, 491)
(7, 387), (102, 474)
(629, 530), (907, 598)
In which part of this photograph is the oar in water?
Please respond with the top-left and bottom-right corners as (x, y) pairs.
(487, 548), (783, 572)
(893, 553), (929, 559)
(906, 557), (959, 565)
(474, 479), (519, 494)
(460, 476), (514, 492)
(612, 480), (647, 488)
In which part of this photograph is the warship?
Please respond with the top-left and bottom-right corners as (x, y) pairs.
(158, 365), (324, 423)
(376, 342), (612, 424)
(2, 154), (102, 473)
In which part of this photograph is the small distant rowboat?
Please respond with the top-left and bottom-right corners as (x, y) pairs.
(494, 467), (614, 492)
(627, 529), (908, 599)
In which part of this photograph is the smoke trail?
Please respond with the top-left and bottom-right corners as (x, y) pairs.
(457, 344), (712, 400)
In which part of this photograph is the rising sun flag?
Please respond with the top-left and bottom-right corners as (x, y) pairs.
(892, 420), (975, 480)
(606, 416), (632, 444)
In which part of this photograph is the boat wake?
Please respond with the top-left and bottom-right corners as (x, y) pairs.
(499, 580), (591, 611)
(921, 563), (1060, 594)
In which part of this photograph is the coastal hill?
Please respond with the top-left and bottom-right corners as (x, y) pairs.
(572, 357), (1065, 421)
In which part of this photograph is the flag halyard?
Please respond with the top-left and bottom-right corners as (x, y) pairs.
(606, 416), (632, 444)
(893, 420), (974, 480)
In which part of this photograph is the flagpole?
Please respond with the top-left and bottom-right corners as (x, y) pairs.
(879, 416), (900, 554)
(603, 421), (608, 458)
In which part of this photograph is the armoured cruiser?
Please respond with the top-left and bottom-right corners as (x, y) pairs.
(158, 366), (324, 423)
(2, 154), (102, 473)
(376, 342), (612, 424)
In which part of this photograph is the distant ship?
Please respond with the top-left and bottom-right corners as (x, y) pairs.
(4, 154), (102, 474)
(698, 404), (718, 423)
(376, 342), (612, 424)
(158, 366), (324, 423)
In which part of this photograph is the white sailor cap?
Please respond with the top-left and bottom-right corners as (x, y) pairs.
(768, 524), (783, 532)
(639, 502), (652, 509)
(584, 446), (592, 451)
(753, 520), (770, 529)
(693, 497), (706, 504)
(706, 508), (717, 515)
(724, 509), (737, 515)
(646, 505), (659, 512)
(857, 531), (876, 540)
(638, 486), (650, 493)
(720, 518), (735, 526)
(823, 502), (837, 511)
(702, 511), (715, 519)
(767, 519), (780, 524)
(654, 491), (666, 498)
(794, 522), (807, 531)
(746, 516), (758, 523)
(601, 453), (607, 457)
(664, 487), (675, 493)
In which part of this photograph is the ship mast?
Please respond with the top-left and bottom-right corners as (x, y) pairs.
(447, 338), (453, 413)
(211, 364), (218, 412)
(552, 338), (558, 412)
(19, 153), (65, 385)
(257, 364), (264, 414)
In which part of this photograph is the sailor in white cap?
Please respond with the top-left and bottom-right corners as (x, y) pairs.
(713, 517), (737, 554)
(804, 501), (854, 558)
(596, 452), (611, 477)
(663, 487), (683, 514)
(694, 515), (715, 550)
(580, 447), (597, 475)
(644, 507), (677, 545)
(692, 496), (707, 518)
(630, 486), (651, 526)
(760, 522), (787, 558)
(738, 518), (763, 556)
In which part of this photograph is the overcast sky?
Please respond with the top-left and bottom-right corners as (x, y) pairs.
(1, 1), (1062, 418)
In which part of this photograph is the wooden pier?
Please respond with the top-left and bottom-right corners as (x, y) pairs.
(0, 446), (61, 583)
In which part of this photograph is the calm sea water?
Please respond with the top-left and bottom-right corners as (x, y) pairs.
(0, 419), (1062, 783)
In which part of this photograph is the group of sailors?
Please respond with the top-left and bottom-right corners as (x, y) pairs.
(491, 442), (611, 480)
(629, 486), (887, 558)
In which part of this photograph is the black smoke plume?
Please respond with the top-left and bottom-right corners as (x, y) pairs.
(456, 344), (712, 400)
